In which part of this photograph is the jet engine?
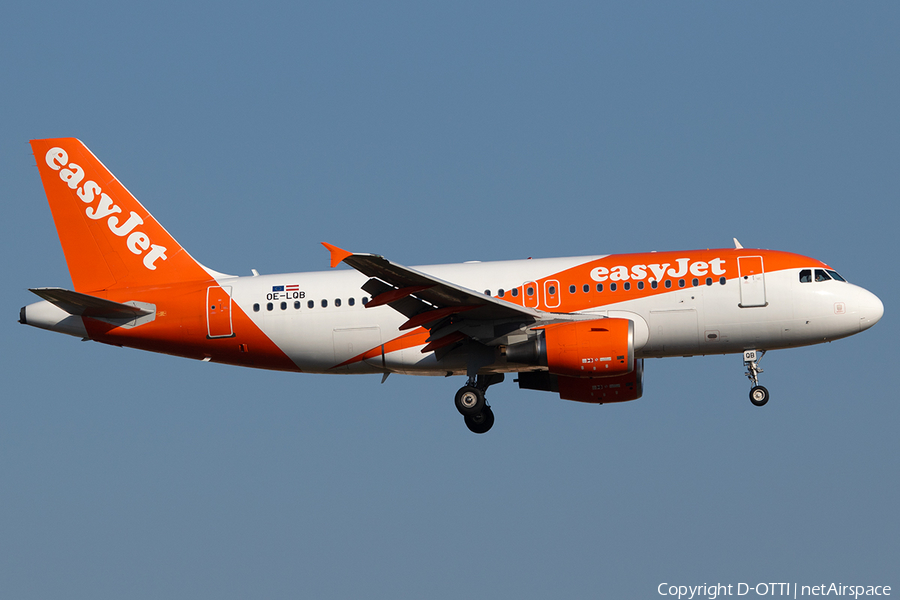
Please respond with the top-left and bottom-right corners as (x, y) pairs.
(505, 318), (634, 378)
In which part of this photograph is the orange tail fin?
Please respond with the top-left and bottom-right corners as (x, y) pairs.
(31, 138), (218, 292)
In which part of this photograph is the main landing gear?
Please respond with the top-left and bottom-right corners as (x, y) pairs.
(455, 374), (503, 434)
(743, 349), (769, 407)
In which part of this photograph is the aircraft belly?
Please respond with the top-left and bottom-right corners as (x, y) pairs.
(383, 349), (464, 376)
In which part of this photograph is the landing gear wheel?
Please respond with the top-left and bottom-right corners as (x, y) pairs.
(465, 406), (494, 434)
(749, 385), (769, 407)
(454, 386), (485, 417)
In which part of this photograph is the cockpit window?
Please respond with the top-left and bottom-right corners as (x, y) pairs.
(799, 269), (811, 283)
(826, 269), (846, 282)
(815, 269), (831, 282)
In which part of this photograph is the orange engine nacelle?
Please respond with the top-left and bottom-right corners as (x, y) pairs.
(506, 318), (634, 378)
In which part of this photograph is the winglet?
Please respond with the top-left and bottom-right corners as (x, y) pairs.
(322, 242), (353, 268)
(733, 238), (743, 249)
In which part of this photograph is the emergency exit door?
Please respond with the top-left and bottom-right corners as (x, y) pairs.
(738, 256), (767, 308)
(207, 286), (234, 338)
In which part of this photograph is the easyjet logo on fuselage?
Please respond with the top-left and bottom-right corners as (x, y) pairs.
(590, 257), (726, 282)
(45, 147), (168, 271)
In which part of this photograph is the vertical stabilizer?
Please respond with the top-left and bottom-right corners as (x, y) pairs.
(30, 138), (216, 292)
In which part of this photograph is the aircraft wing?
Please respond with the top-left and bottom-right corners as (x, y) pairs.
(323, 243), (550, 352)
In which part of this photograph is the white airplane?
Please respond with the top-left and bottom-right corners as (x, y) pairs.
(21, 138), (884, 433)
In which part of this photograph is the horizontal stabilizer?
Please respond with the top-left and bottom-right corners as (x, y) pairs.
(29, 287), (152, 319)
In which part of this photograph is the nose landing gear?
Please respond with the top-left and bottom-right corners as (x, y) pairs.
(455, 374), (503, 433)
(743, 349), (769, 406)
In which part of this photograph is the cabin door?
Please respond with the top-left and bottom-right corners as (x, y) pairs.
(207, 286), (234, 338)
(738, 256), (767, 308)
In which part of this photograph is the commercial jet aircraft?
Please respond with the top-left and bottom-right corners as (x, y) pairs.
(20, 139), (884, 433)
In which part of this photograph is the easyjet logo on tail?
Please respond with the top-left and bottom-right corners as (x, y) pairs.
(45, 147), (168, 271)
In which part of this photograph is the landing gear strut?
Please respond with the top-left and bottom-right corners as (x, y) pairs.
(456, 374), (503, 434)
(743, 349), (769, 407)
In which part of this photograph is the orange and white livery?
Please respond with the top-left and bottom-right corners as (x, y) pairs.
(21, 138), (884, 433)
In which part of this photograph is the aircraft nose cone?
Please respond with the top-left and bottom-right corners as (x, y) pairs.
(858, 289), (884, 331)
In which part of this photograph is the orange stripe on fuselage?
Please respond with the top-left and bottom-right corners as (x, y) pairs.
(82, 282), (301, 372)
(330, 328), (431, 370)
(499, 248), (825, 313)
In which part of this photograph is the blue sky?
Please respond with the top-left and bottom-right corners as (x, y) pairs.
(1, 2), (897, 598)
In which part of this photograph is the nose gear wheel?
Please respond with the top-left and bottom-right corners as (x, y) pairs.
(749, 385), (769, 406)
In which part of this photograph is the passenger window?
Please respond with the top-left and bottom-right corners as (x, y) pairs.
(280, 302), (287, 310)
(583, 284), (589, 293)
(511, 288), (519, 297)
(610, 283), (617, 292)
(548, 286), (556, 295)
(719, 277), (726, 285)
(321, 299), (328, 308)
(308, 300), (314, 309)
(484, 290), (491, 296)
(596, 283), (603, 292)
(498, 289), (505, 298)
(253, 303), (260, 312)
(623, 282), (631, 291)
(706, 278), (712, 286)
(568, 285), (576, 294)
(665, 280), (672, 289)
(335, 298), (341, 307)
(637, 281), (644, 290)
(362, 297), (369, 305)
(651, 281), (658, 289)
(815, 269), (831, 282)
(266, 302), (273, 311)
(678, 279), (685, 288)
(692, 278), (699, 287)
(348, 297), (355, 306)
(294, 301), (301, 309)
(526, 286), (534, 295)
(799, 269), (812, 283)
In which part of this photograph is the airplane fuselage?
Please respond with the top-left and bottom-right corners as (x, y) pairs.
(24, 249), (882, 375)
